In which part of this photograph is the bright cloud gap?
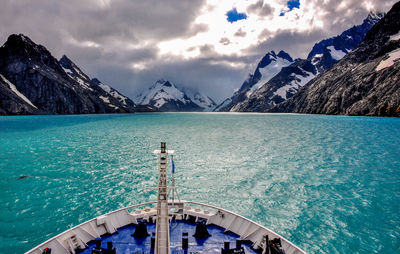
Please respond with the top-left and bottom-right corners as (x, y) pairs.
(280, 0), (301, 16)
(226, 8), (247, 23)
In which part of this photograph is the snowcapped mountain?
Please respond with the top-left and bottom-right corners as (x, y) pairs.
(136, 80), (203, 112)
(246, 50), (294, 97)
(0, 34), (137, 115)
(230, 11), (384, 112)
(182, 88), (217, 111)
(91, 78), (136, 109)
(270, 3), (400, 117)
(308, 12), (385, 72)
(59, 55), (94, 91)
(214, 50), (293, 112)
(59, 55), (136, 112)
(0, 74), (41, 114)
(231, 60), (318, 111)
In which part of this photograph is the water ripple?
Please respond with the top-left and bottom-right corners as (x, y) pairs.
(0, 113), (399, 253)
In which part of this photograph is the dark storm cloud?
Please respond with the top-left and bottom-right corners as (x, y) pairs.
(247, 29), (327, 58)
(0, 0), (216, 97)
(64, 2), (209, 44)
(199, 44), (216, 55)
(90, 54), (252, 102)
(219, 37), (231, 45)
(247, 0), (274, 17)
(234, 28), (247, 37)
(0, 0), (206, 53)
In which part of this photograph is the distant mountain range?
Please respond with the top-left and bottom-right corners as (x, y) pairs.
(215, 12), (385, 112)
(135, 79), (216, 112)
(270, 2), (400, 117)
(0, 33), (214, 115)
(214, 50), (294, 112)
(1, 2), (399, 117)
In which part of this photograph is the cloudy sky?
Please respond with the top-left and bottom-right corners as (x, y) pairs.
(0, 0), (397, 102)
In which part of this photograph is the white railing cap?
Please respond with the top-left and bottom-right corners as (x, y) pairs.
(153, 150), (175, 155)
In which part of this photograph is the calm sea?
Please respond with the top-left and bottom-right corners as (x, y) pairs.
(0, 113), (399, 253)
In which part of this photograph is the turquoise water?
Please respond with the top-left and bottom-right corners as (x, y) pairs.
(0, 113), (399, 253)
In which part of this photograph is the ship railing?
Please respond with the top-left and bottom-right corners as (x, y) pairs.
(25, 200), (306, 254)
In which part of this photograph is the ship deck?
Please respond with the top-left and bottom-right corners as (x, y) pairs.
(26, 201), (306, 254)
(80, 220), (258, 253)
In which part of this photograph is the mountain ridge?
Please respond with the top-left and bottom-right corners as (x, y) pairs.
(217, 12), (384, 112)
(214, 50), (294, 112)
(136, 79), (215, 112)
(0, 34), (138, 115)
(268, 3), (400, 116)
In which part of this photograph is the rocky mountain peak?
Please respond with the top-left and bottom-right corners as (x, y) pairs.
(59, 54), (91, 82)
(223, 10), (385, 113)
(269, 2), (400, 117)
(259, 50), (279, 68)
(364, 4), (400, 45)
(2, 34), (48, 59)
(0, 33), (63, 74)
(59, 55), (74, 67)
(163, 81), (173, 87)
(365, 11), (386, 24)
(136, 80), (210, 112)
(306, 12), (384, 62)
(214, 49), (294, 112)
(277, 50), (293, 62)
(0, 34), (137, 115)
(5, 34), (41, 50)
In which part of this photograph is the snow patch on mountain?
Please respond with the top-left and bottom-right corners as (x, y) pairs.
(327, 46), (348, 61)
(311, 54), (323, 65)
(98, 83), (111, 93)
(59, 55), (94, 91)
(390, 31), (400, 41)
(0, 74), (37, 109)
(214, 50), (294, 112)
(376, 48), (400, 71)
(93, 79), (129, 106)
(182, 88), (216, 111)
(253, 58), (292, 92)
(137, 80), (189, 107)
(192, 93), (216, 110)
(75, 76), (93, 91)
(62, 67), (73, 75)
(274, 70), (316, 100)
(214, 98), (232, 112)
(99, 95), (110, 104)
(246, 52), (293, 98)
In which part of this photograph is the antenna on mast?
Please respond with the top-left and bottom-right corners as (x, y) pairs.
(168, 155), (181, 204)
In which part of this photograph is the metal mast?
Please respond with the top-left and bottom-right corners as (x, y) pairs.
(153, 142), (173, 254)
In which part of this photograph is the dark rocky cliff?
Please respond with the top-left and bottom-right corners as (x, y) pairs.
(0, 74), (41, 115)
(232, 59), (318, 112)
(0, 34), (136, 115)
(269, 2), (400, 117)
(230, 12), (384, 112)
(214, 50), (293, 112)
